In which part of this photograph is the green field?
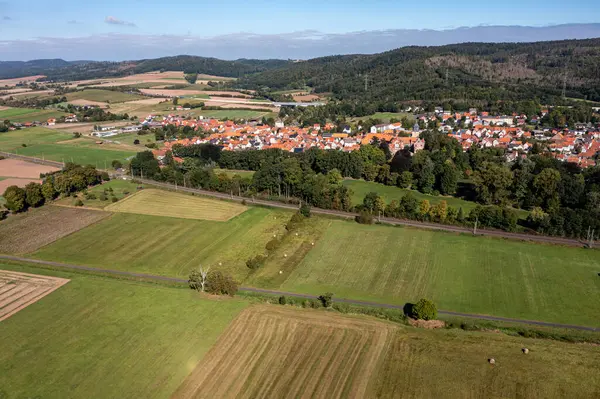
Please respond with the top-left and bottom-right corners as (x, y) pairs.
(193, 109), (275, 120)
(273, 219), (600, 327)
(0, 264), (247, 399)
(0, 107), (66, 123)
(66, 89), (145, 103)
(32, 207), (289, 280)
(55, 179), (140, 209)
(351, 112), (414, 122)
(343, 179), (480, 213)
(105, 189), (248, 221)
(213, 168), (255, 178)
(0, 127), (137, 165)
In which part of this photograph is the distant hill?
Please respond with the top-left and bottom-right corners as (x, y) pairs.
(235, 38), (600, 103)
(0, 56), (290, 81)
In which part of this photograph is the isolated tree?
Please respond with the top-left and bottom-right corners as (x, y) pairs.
(111, 160), (123, 170)
(173, 97), (179, 106)
(205, 270), (238, 296)
(188, 266), (210, 292)
(3, 185), (27, 213)
(412, 298), (437, 320)
(318, 292), (333, 308)
(24, 182), (44, 208)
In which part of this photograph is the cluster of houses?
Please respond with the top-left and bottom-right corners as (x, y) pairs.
(150, 110), (600, 168)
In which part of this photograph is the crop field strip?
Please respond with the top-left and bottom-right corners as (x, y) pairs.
(0, 206), (110, 254)
(279, 219), (600, 327)
(0, 265), (248, 399)
(0, 270), (69, 321)
(172, 305), (390, 399)
(104, 188), (248, 221)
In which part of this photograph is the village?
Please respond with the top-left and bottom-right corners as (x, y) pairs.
(146, 107), (600, 168)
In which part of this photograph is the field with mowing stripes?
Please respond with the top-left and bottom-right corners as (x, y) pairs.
(277, 219), (600, 327)
(0, 265), (247, 399)
(105, 189), (247, 221)
(65, 89), (144, 103)
(0, 270), (69, 321)
(32, 207), (289, 280)
(172, 305), (390, 399)
(0, 206), (110, 254)
(173, 304), (600, 398)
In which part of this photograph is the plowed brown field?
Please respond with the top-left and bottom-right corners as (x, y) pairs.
(0, 205), (109, 254)
(172, 305), (390, 399)
(0, 270), (69, 321)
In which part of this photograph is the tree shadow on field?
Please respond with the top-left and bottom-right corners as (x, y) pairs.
(403, 302), (415, 317)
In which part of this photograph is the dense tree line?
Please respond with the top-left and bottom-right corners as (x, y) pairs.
(236, 39), (600, 104)
(2, 163), (108, 213)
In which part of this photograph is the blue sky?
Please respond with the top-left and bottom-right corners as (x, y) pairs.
(0, 0), (599, 60)
(1, 0), (599, 40)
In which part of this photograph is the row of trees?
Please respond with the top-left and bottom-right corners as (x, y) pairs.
(3, 163), (108, 213)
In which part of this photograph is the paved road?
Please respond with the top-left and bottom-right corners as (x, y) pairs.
(2, 255), (598, 332)
(139, 179), (589, 248)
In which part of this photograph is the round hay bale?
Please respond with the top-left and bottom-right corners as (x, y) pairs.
(273, 234), (277, 238)
(488, 358), (495, 365)
(279, 270), (283, 274)
(522, 348), (529, 354)
(284, 254), (287, 257)
(295, 233), (298, 236)
(311, 242), (314, 246)
(218, 262), (222, 266)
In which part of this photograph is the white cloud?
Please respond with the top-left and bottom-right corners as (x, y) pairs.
(104, 16), (136, 27)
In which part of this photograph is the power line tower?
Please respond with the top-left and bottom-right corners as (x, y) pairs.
(360, 73), (370, 92)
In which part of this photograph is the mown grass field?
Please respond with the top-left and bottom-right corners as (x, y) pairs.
(0, 127), (137, 165)
(0, 264), (248, 399)
(174, 304), (600, 399)
(0, 107), (66, 123)
(0, 206), (109, 254)
(32, 207), (290, 280)
(193, 109), (275, 120)
(104, 189), (247, 221)
(66, 89), (145, 103)
(274, 219), (600, 327)
(213, 168), (255, 178)
(351, 112), (414, 122)
(343, 179), (481, 213)
(54, 179), (140, 209)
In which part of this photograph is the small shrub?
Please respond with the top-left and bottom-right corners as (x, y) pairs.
(299, 203), (311, 217)
(412, 298), (437, 320)
(133, 139), (140, 145)
(302, 300), (311, 308)
(355, 211), (373, 225)
(74, 199), (84, 207)
(85, 192), (97, 200)
(122, 190), (130, 195)
(108, 187), (114, 193)
(111, 196), (118, 203)
(286, 212), (304, 231)
(241, 199), (247, 205)
(246, 254), (266, 270)
(318, 292), (333, 308)
(21, 143), (27, 147)
(99, 193), (107, 201)
(265, 238), (280, 251)
(278, 295), (287, 305)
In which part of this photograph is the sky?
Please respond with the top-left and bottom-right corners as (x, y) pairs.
(1, 0), (599, 60)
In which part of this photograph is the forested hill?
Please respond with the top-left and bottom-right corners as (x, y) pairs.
(0, 56), (290, 81)
(235, 39), (600, 103)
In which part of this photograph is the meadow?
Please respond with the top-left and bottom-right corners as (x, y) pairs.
(66, 89), (145, 103)
(32, 207), (290, 280)
(104, 189), (248, 221)
(351, 112), (414, 122)
(0, 107), (66, 123)
(343, 179), (481, 213)
(0, 264), (247, 399)
(0, 127), (137, 165)
(54, 179), (140, 209)
(174, 304), (600, 398)
(276, 219), (600, 327)
(193, 109), (275, 120)
(213, 168), (255, 178)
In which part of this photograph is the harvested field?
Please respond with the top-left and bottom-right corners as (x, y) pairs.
(66, 89), (144, 103)
(203, 91), (251, 98)
(0, 75), (45, 87)
(0, 270), (69, 321)
(68, 99), (109, 108)
(104, 189), (247, 221)
(140, 89), (204, 97)
(0, 205), (109, 254)
(0, 178), (41, 192)
(172, 305), (390, 399)
(0, 90), (53, 100)
(121, 97), (167, 105)
(0, 158), (60, 178)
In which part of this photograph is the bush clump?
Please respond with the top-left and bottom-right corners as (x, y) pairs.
(74, 199), (84, 207)
(318, 292), (333, 308)
(412, 298), (437, 320)
(265, 238), (280, 251)
(99, 193), (107, 201)
(355, 211), (373, 225)
(246, 254), (266, 270)
(205, 270), (238, 296)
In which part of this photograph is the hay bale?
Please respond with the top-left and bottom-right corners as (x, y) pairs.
(488, 358), (495, 365)
(279, 270), (283, 274)
(311, 242), (314, 246)
(284, 254), (287, 257)
(522, 348), (529, 354)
